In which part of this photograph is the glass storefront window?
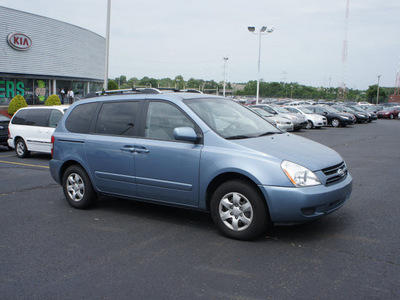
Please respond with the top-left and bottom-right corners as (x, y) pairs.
(34, 79), (48, 105)
(56, 80), (71, 105)
(18, 78), (34, 105)
(90, 82), (103, 93)
(1, 78), (103, 107)
(0, 78), (33, 105)
(72, 81), (84, 100)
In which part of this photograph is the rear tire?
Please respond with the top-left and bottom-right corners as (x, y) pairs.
(62, 165), (96, 209)
(210, 180), (269, 240)
(15, 139), (30, 158)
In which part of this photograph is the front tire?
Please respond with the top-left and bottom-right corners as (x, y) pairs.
(62, 165), (96, 209)
(331, 118), (340, 128)
(210, 180), (269, 240)
(15, 139), (30, 158)
(306, 120), (313, 129)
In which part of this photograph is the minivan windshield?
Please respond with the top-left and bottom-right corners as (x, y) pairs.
(186, 98), (281, 139)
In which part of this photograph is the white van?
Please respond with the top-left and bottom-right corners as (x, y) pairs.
(8, 106), (68, 158)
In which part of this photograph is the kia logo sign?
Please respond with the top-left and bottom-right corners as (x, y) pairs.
(7, 33), (32, 51)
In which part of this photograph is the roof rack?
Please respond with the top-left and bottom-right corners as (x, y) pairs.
(92, 87), (204, 97)
(95, 87), (162, 95)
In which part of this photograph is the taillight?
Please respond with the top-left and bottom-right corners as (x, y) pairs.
(51, 135), (55, 157)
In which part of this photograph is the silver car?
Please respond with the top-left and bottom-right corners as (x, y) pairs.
(251, 104), (308, 131)
(284, 106), (328, 129)
(251, 107), (294, 131)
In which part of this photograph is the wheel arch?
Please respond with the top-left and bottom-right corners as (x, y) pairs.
(59, 160), (88, 185)
(205, 172), (270, 215)
(13, 136), (24, 147)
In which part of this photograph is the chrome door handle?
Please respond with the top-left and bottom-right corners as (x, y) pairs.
(120, 146), (136, 153)
(135, 147), (149, 154)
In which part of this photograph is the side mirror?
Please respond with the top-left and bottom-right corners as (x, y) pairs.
(174, 127), (200, 143)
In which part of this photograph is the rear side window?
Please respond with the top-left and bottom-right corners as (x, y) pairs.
(95, 101), (139, 136)
(65, 103), (97, 133)
(49, 110), (64, 128)
(11, 109), (29, 125)
(25, 109), (50, 127)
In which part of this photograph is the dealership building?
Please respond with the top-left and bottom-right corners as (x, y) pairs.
(0, 6), (105, 110)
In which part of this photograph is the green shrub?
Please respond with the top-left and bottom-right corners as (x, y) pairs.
(8, 94), (28, 115)
(108, 79), (118, 90)
(45, 94), (61, 106)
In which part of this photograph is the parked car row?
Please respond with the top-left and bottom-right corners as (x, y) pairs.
(248, 103), (395, 131)
(1, 101), (399, 158)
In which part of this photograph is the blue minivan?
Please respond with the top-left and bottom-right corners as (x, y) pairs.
(49, 89), (352, 240)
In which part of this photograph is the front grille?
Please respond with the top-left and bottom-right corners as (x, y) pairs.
(322, 161), (347, 185)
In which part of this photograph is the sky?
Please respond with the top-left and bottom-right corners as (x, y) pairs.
(2, 0), (399, 90)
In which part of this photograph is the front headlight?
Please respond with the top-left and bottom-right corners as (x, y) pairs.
(281, 160), (321, 187)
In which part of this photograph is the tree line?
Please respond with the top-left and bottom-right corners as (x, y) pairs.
(108, 75), (230, 92)
(108, 75), (395, 103)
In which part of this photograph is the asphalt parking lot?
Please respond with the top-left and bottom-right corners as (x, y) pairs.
(1, 119), (399, 299)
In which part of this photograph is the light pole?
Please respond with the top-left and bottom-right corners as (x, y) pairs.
(223, 57), (229, 97)
(104, 0), (111, 91)
(248, 26), (274, 104)
(376, 75), (381, 104)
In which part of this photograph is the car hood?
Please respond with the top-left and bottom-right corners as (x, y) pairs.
(354, 112), (368, 117)
(332, 112), (353, 118)
(231, 133), (343, 171)
(272, 115), (292, 123)
(305, 113), (324, 120)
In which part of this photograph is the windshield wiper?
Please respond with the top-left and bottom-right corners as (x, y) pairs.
(256, 131), (281, 137)
(226, 135), (253, 140)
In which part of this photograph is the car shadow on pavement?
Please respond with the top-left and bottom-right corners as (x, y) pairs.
(87, 195), (351, 243)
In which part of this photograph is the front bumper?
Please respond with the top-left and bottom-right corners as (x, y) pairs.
(259, 173), (353, 223)
(340, 118), (356, 125)
(355, 115), (369, 123)
(377, 114), (391, 119)
(314, 119), (327, 127)
(277, 123), (294, 132)
(293, 121), (308, 130)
